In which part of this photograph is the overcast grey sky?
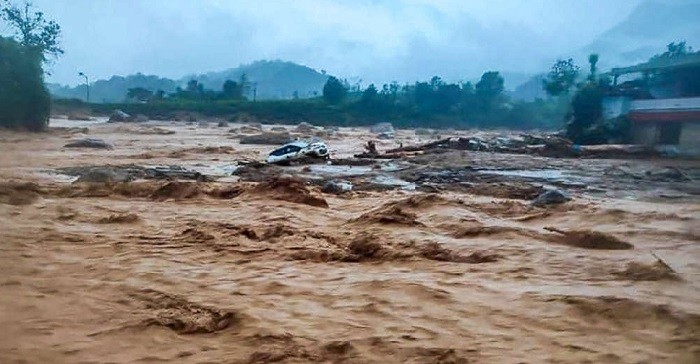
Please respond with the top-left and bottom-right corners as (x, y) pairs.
(24, 0), (647, 86)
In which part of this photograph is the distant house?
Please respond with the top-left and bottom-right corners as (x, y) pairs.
(603, 52), (700, 155)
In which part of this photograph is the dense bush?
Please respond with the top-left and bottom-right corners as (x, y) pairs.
(74, 91), (566, 131)
(58, 67), (574, 132)
(322, 76), (347, 105)
(0, 36), (50, 131)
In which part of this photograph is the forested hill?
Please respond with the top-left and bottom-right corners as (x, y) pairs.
(48, 74), (179, 103)
(49, 60), (329, 102)
(185, 60), (329, 100)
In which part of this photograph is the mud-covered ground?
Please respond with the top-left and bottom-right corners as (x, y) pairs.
(1, 119), (699, 363)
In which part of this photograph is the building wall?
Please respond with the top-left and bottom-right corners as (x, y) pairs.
(629, 97), (700, 112)
(631, 123), (658, 145)
(632, 121), (700, 156)
(602, 96), (631, 120)
(679, 122), (700, 151)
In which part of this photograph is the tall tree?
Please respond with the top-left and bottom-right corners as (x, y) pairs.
(588, 54), (599, 81)
(653, 41), (693, 60)
(221, 80), (243, 100)
(566, 82), (604, 144)
(0, 0), (62, 61)
(0, 36), (49, 131)
(322, 76), (346, 105)
(0, 0), (59, 131)
(543, 58), (579, 96)
(361, 84), (378, 104)
(239, 73), (251, 97)
(476, 71), (504, 100)
(126, 87), (153, 102)
(186, 79), (202, 93)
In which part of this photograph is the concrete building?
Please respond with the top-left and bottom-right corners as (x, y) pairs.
(604, 53), (700, 155)
(627, 98), (700, 152)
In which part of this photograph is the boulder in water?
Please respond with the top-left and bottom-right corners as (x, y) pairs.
(370, 122), (394, 134)
(108, 109), (131, 123)
(321, 180), (353, 194)
(75, 168), (131, 183)
(531, 189), (571, 206)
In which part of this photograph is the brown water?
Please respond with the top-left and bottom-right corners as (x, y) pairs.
(0, 120), (698, 363)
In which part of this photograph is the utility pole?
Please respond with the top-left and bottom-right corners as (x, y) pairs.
(253, 82), (258, 102)
(78, 72), (89, 103)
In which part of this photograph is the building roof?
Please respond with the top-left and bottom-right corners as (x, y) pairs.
(610, 53), (700, 77)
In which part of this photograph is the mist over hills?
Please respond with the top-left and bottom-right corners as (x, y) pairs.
(48, 0), (699, 103)
(581, 0), (700, 69)
(510, 0), (700, 101)
(186, 60), (329, 100)
(49, 60), (330, 102)
(48, 74), (179, 103)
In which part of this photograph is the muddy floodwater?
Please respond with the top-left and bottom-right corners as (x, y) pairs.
(0, 119), (699, 363)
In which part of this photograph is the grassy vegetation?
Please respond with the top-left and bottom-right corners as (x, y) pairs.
(55, 95), (568, 131)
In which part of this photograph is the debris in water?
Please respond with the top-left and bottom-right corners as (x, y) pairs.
(614, 261), (680, 281)
(266, 140), (329, 164)
(353, 205), (422, 226)
(321, 180), (353, 194)
(129, 288), (237, 334)
(419, 242), (500, 263)
(64, 138), (114, 150)
(57, 165), (209, 182)
(239, 132), (292, 145)
(0, 182), (42, 205)
(370, 122), (394, 134)
(97, 212), (140, 224)
(251, 176), (329, 208)
(544, 227), (634, 250)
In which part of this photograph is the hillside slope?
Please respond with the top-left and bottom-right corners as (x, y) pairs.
(185, 60), (329, 100)
(49, 74), (179, 103)
(582, 0), (700, 68)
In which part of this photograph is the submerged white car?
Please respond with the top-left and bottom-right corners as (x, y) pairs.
(266, 141), (329, 164)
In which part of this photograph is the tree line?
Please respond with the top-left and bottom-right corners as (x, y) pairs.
(317, 71), (567, 130)
(126, 74), (252, 103)
(0, 0), (61, 131)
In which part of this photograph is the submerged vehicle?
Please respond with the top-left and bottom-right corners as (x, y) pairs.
(266, 141), (329, 164)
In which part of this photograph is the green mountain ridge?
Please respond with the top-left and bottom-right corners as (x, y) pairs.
(48, 74), (179, 103)
(184, 60), (329, 100)
(49, 60), (329, 103)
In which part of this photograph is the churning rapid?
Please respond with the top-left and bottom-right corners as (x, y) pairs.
(0, 119), (698, 363)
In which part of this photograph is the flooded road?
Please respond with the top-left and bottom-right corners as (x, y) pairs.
(0, 119), (698, 363)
